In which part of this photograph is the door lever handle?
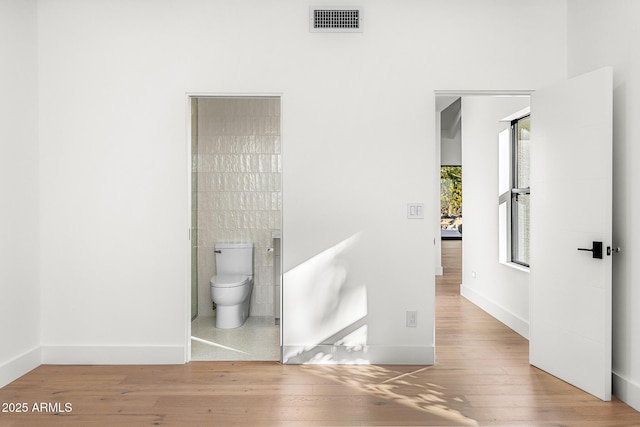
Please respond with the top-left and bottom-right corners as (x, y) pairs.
(577, 241), (603, 259)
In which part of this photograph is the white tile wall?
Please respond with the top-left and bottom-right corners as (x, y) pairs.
(194, 97), (281, 317)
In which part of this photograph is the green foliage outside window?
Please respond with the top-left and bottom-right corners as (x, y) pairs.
(441, 166), (462, 217)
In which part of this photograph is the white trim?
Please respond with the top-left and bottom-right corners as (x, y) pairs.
(500, 261), (530, 273)
(613, 371), (640, 412)
(185, 92), (284, 99)
(0, 346), (41, 388)
(434, 107), (443, 279)
(185, 94), (193, 363)
(500, 106), (531, 122)
(278, 95), (284, 357)
(282, 345), (434, 365)
(41, 345), (185, 365)
(460, 283), (529, 339)
(435, 90), (534, 97)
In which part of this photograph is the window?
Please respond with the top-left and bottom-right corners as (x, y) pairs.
(440, 166), (462, 239)
(499, 115), (530, 267)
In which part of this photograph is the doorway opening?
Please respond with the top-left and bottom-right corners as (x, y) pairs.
(434, 91), (531, 334)
(188, 95), (282, 362)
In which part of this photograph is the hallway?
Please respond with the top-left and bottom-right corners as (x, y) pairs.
(435, 240), (637, 425)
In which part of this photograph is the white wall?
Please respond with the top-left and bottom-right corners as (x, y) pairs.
(441, 99), (462, 166)
(0, 0), (40, 387)
(460, 96), (531, 339)
(33, 0), (567, 365)
(567, 0), (640, 411)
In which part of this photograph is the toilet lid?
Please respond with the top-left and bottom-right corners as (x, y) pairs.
(210, 274), (250, 288)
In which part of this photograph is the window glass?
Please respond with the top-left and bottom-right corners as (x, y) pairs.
(513, 193), (530, 265)
(516, 117), (531, 189)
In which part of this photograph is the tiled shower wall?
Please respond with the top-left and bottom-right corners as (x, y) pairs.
(194, 97), (281, 318)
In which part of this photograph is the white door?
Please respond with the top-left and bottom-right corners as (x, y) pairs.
(529, 67), (613, 400)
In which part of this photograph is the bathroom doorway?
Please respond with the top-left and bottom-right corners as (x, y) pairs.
(188, 95), (282, 361)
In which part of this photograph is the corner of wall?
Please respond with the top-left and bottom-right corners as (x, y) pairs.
(613, 371), (640, 412)
(0, 0), (41, 391)
(0, 346), (41, 388)
(460, 283), (529, 339)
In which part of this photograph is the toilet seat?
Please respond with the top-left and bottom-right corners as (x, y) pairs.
(210, 274), (251, 288)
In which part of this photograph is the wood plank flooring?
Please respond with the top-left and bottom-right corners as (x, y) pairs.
(1, 240), (638, 426)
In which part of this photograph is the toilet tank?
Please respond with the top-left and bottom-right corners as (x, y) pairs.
(214, 242), (254, 276)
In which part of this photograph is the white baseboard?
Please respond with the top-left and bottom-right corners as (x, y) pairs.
(460, 283), (529, 339)
(436, 265), (444, 276)
(0, 346), (41, 388)
(613, 371), (640, 412)
(283, 344), (434, 365)
(41, 345), (186, 365)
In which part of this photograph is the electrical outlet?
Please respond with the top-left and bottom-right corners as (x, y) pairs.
(406, 310), (417, 327)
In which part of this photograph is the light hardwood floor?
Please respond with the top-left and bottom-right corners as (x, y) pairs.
(1, 240), (638, 426)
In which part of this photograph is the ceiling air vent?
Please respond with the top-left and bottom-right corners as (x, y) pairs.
(310, 7), (362, 33)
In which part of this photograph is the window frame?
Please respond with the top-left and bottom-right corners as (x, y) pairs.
(510, 115), (530, 267)
(499, 114), (530, 269)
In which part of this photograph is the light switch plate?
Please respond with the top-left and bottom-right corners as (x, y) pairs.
(407, 203), (424, 219)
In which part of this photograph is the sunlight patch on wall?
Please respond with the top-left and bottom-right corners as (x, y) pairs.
(283, 232), (368, 363)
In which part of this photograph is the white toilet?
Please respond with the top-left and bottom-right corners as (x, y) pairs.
(210, 242), (254, 329)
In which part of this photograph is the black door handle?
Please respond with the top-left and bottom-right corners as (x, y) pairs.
(577, 241), (603, 259)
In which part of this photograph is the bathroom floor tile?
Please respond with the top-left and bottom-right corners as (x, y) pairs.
(190, 315), (280, 361)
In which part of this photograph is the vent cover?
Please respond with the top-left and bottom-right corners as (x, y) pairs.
(310, 7), (362, 33)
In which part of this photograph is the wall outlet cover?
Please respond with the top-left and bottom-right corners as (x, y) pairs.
(406, 310), (417, 327)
